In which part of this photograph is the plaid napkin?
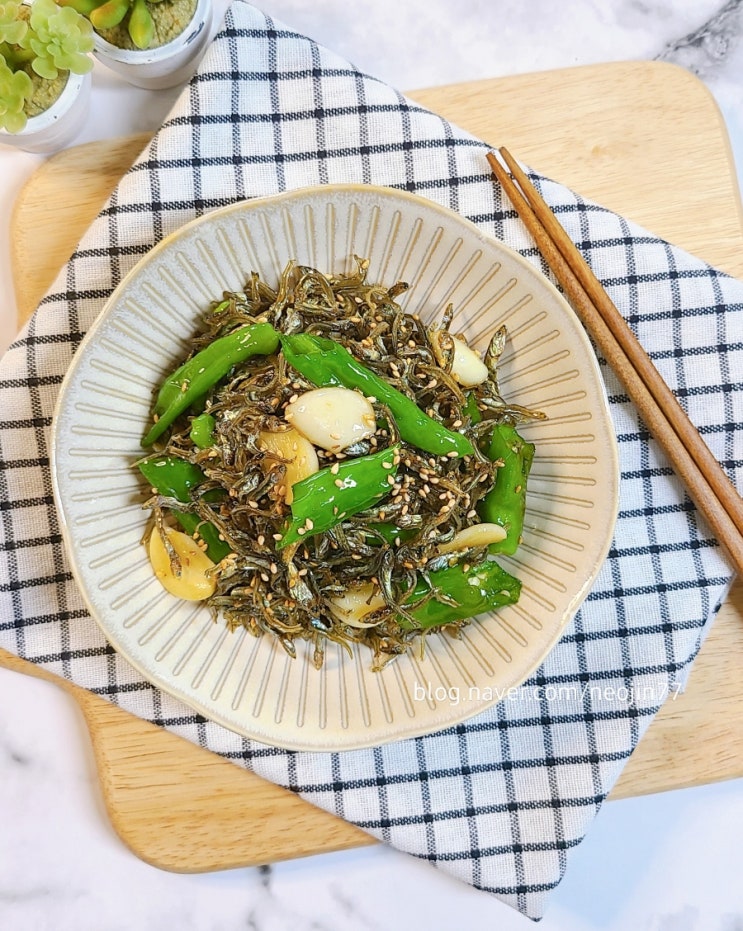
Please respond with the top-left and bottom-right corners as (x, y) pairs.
(1, 1), (742, 919)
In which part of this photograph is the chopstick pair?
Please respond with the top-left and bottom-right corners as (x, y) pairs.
(487, 147), (743, 574)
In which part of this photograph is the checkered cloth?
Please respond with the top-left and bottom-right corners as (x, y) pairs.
(1, 1), (742, 919)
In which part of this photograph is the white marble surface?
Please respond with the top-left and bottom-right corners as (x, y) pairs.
(2, 1), (743, 928)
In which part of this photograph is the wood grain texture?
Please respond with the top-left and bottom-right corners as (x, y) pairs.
(4, 59), (743, 872)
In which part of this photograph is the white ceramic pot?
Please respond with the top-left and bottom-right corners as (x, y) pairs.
(0, 69), (91, 155)
(92, 0), (212, 90)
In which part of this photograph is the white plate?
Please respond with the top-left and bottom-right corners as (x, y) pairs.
(51, 185), (619, 751)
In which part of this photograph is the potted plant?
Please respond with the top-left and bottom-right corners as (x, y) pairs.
(0, 0), (93, 153)
(61, 0), (211, 89)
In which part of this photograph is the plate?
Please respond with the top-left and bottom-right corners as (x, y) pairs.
(51, 184), (619, 751)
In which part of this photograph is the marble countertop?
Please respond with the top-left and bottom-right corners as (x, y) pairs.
(2, 1), (743, 928)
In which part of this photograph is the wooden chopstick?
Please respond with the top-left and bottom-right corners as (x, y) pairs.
(487, 148), (743, 574)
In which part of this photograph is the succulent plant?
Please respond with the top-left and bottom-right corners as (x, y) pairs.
(21, 0), (94, 78)
(60, 0), (165, 49)
(0, 0), (28, 43)
(0, 53), (32, 132)
(0, 0), (93, 132)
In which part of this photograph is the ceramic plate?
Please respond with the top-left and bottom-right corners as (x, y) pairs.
(51, 185), (619, 751)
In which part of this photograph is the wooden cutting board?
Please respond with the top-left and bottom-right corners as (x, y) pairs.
(3, 60), (743, 873)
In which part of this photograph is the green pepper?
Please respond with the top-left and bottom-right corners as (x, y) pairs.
(462, 391), (482, 425)
(398, 558), (521, 629)
(363, 523), (418, 546)
(189, 412), (216, 449)
(142, 323), (279, 448)
(277, 445), (400, 550)
(281, 333), (474, 458)
(138, 456), (232, 563)
(478, 422), (534, 555)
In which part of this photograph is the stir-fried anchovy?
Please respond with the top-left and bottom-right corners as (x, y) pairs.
(140, 258), (545, 669)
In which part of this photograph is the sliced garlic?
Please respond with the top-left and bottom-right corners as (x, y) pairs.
(148, 527), (216, 601)
(328, 583), (386, 628)
(284, 387), (376, 453)
(258, 428), (319, 504)
(449, 335), (489, 387)
(437, 522), (507, 554)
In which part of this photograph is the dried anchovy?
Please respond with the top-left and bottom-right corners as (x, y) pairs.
(147, 258), (544, 669)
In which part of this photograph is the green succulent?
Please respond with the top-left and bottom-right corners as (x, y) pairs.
(0, 52), (32, 131)
(21, 0), (93, 79)
(60, 0), (164, 49)
(0, 0), (28, 44)
(0, 0), (93, 133)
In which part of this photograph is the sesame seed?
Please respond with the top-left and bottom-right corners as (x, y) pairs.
(387, 475), (395, 485)
(270, 563), (278, 574)
(273, 532), (283, 540)
(305, 518), (314, 530)
(334, 478), (344, 488)
(261, 573), (269, 582)
(297, 527), (306, 536)
(257, 535), (265, 546)
(249, 499), (259, 508)
(382, 461), (393, 469)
